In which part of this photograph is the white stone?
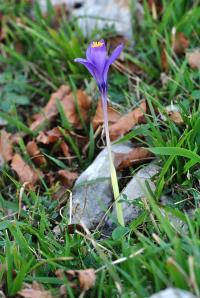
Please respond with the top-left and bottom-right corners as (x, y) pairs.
(107, 163), (160, 226)
(149, 288), (196, 298)
(71, 142), (134, 229)
(38, 0), (141, 39)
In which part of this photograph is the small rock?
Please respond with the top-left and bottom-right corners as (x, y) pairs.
(38, 0), (143, 40)
(0, 118), (7, 127)
(149, 288), (196, 298)
(72, 0), (132, 39)
(0, 291), (6, 298)
(71, 142), (134, 229)
(107, 163), (160, 227)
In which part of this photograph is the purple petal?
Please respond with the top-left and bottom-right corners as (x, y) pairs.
(74, 58), (97, 79)
(103, 44), (123, 82)
(86, 40), (107, 74)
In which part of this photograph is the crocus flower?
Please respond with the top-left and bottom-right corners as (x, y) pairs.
(74, 40), (124, 226)
(74, 40), (123, 93)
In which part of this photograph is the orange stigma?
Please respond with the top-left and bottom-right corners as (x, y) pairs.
(91, 41), (104, 48)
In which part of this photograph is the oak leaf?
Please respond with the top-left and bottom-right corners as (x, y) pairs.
(168, 111), (184, 125)
(26, 141), (47, 167)
(61, 89), (91, 129)
(31, 86), (91, 131)
(173, 32), (189, 55)
(30, 85), (70, 131)
(58, 170), (78, 187)
(37, 127), (61, 145)
(0, 129), (13, 166)
(114, 147), (152, 170)
(56, 268), (96, 291)
(11, 154), (39, 188)
(109, 101), (147, 141)
(19, 282), (53, 298)
(186, 51), (200, 69)
(93, 99), (121, 130)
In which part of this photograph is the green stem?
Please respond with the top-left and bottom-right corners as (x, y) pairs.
(101, 90), (124, 226)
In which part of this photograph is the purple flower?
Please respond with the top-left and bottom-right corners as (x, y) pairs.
(74, 40), (123, 92)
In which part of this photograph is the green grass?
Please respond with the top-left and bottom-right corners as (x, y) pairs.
(0, 0), (200, 297)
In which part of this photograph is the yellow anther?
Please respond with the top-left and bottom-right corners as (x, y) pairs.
(91, 41), (104, 48)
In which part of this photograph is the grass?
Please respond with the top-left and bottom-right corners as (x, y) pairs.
(0, 0), (200, 297)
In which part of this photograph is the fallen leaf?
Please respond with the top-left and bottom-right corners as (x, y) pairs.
(161, 42), (168, 72)
(109, 101), (147, 141)
(93, 99), (121, 130)
(56, 268), (96, 291)
(114, 147), (153, 170)
(30, 85), (70, 131)
(168, 111), (184, 125)
(60, 141), (70, 158)
(61, 89), (91, 129)
(78, 269), (96, 291)
(26, 141), (47, 167)
(11, 154), (39, 188)
(186, 50), (200, 69)
(0, 130), (13, 166)
(58, 170), (78, 187)
(19, 282), (53, 298)
(36, 132), (49, 145)
(173, 32), (189, 55)
(11, 132), (26, 144)
(37, 127), (61, 144)
(31, 86), (91, 131)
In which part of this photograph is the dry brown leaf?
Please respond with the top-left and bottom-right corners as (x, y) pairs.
(114, 147), (152, 170)
(36, 132), (50, 145)
(60, 141), (70, 158)
(31, 86), (91, 131)
(61, 89), (91, 129)
(11, 154), (39, 188)
(46, 127), (62, 143)
(161, 42), (168, 72)
(30, 85), (70, 131)
(186, 51), (200, 69)
(78, 269), (96, 291)
(58, 170), (78, 187)
(109, 101), (147, 141)
(173, 32), (189, 55)
(37, 127), (61, 145)
(11, 132), (26, 144)
(0, 129), (13, 166)
(26, 141), (47, 167)
(168, 111), (184, 125)
(93, 99), (121, 130)
(56, 268), (96, 291)
(19, 282), (53, 298)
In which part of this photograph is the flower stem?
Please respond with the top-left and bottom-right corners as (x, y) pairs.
(101, 90), (124, 226)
